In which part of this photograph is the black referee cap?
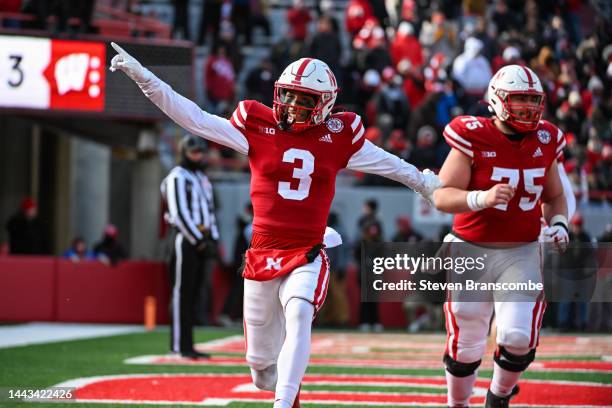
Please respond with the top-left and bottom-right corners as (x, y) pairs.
(179, 134), (206, 153)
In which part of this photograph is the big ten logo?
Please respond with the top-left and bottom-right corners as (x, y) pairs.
(44, 40), (105, 111)
(260, 126), (276, 135)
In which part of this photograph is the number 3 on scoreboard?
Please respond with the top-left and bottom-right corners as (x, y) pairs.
(491, 167), (545, 211)
(7, 54), (24, 87)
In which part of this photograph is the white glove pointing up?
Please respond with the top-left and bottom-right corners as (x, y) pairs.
(109, 42), (152, 83)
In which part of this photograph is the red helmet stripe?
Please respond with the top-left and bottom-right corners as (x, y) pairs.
(522, 66), (534, 88)
(327, 69), (336, 88)
(292, 58), (313, 85)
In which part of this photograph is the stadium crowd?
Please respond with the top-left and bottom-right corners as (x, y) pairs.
(187, 0), (611, 202)
(1, 1), (609, 199)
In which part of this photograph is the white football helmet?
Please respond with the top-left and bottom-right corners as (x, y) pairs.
(273, 58), (338, 131)
(487, 64), (545, 132)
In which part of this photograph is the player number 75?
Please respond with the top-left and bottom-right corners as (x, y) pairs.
(460, 116), (483, 130)
(490, 167), (545, 211)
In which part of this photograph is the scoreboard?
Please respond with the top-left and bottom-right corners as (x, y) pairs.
(0, 35), (192, 120)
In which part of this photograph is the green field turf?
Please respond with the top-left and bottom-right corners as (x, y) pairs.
(0, 328), (609, 407)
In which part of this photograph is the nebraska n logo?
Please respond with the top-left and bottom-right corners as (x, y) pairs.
(265, 257), (283, 270)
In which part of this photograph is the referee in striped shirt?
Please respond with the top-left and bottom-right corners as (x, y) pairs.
(161, 134), (219, 359)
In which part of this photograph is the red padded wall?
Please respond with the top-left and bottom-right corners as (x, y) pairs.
(0, 257), (407, 327)
(56, 260), (166, 323)
(0, 257), (57, 321)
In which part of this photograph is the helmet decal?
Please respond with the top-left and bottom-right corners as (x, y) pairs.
(522, 66), (535, 89)
(291, 58), (313, 85)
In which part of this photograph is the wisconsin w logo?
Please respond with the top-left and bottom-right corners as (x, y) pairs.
(265, 257), (283, 270)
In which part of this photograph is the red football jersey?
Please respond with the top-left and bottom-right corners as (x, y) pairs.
(443, 116), (566, 243)
(230, 100), (366, 246)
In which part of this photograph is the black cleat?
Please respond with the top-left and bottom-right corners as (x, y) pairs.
(180, 350), (211, 359)
(485, 385), (520, 408)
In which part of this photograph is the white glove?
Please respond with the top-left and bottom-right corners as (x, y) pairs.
(415, 169), (442, 204)
(109, 42), (152, 83)
(542, 224), (569, 252)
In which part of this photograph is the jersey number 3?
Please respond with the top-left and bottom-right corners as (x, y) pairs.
(491, 167), (545, 211)
(278, 148), (315, 200)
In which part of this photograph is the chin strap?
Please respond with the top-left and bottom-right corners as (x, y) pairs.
(278, 111), (291, 131)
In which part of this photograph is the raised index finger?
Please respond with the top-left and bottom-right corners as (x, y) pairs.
(111, 42), (128, 56)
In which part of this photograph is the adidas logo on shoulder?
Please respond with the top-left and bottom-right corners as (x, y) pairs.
(319, 134), (333, 143)
(533, 147), (543, 158)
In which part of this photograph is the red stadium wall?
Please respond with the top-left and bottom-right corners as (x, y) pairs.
(0, 257), (57, 321)
(55, 260), (169, 323)
(0, 257), (406, 328)
(0, 257), (171, 324)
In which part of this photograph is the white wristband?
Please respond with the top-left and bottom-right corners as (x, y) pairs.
(549, 214), (568, 230)
(467, 190), (487, 211)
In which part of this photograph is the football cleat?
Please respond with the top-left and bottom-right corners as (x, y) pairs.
(180, 350), (211, 359)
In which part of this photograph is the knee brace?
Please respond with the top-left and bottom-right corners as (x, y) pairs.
(444, 353), (481, 378)
(494, 346), (536, 372)
(251, 364), (277, 391)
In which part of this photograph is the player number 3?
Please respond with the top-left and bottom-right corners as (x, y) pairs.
(278, 148), (315, 200)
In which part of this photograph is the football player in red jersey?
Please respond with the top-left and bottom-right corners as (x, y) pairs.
(110, 43), (441, 408)
(432, 65), (570, 408)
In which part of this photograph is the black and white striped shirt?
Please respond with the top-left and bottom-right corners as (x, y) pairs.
(161, 166), (219, 245)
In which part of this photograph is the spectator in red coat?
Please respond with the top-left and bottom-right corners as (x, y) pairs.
(491, 45), (524, 73)
(345, 0), (373, 38)
(399, 59), (426, 110)
(205, 43), (236, 114)
(352, 18), (391, 73)
(286, 0), (312, 42)
(285, 0), (312, 60)
(390, 21), (423, 70)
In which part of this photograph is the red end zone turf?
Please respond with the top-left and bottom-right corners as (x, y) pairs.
(50, 332), (612, 407)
